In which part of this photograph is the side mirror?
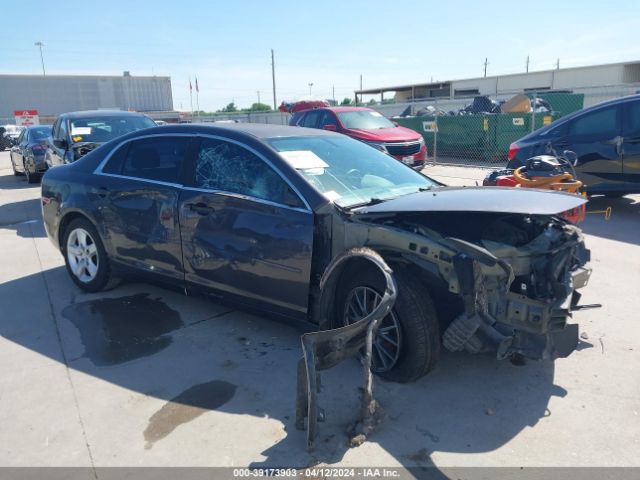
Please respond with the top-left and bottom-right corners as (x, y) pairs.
(563, 150), (578, 166)
(322, 124), (337, 131)
(53, 138), (68, 149)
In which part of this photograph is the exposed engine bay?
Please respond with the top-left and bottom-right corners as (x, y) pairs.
(349, 209), (592, 362)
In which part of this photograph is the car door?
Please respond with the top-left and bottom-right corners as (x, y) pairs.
(10, 129), (27, 172)
(94, 134), (193, 280)
(49, 117), (69, 166)
(179, 136), (314, 317)
(319, 111), (339, 132)
(301, 110), (322, 129)
(621, 99), (640, 188)
(561, 104), (623, 190)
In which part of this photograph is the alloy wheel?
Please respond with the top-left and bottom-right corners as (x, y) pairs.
(66, 228), (99, 283)
(343, 286), (402, 373)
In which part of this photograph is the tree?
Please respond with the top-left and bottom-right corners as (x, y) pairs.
(367, 99), (377, 105)
(246, 102), (272, 112)
(340, 97), (353, 106)
(221, 102), (238, 113)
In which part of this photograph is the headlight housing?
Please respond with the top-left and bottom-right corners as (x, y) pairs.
(364, 141), (388, 153)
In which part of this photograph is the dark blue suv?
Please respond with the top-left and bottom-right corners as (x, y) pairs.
(507, 94), (640, 197)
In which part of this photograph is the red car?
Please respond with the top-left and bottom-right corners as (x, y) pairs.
(290, 106), (427, 168)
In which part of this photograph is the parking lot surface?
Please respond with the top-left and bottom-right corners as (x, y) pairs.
(0, 151), (639, 470)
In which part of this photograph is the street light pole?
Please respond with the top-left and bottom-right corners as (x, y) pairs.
(34, 41), (46, 76)
(308, 83), (313, 96)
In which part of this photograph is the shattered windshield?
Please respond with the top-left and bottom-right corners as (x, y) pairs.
(268, 135), (437, 208)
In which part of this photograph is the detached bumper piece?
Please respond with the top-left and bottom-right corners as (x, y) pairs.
(296, 248), (397, 451)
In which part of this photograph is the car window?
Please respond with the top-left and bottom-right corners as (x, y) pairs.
(121, 136), (188, 184)
(58, 119), (68, 141)
(102, 142), (130, 174)
(623, 100), (640, 136)
(569, 106), (619, 139)
(194, 138), (304, 208)
(301, 110), (321, 128)
(268, 135), (437, 208)
(17, 129), (26, 143)
(320, 111), (338, 128)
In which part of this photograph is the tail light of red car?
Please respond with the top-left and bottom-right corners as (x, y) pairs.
(507, 142), (519, 161)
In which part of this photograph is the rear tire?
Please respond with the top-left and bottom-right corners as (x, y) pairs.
(337, 265), (440, 383)
(62, 218), (119, 292)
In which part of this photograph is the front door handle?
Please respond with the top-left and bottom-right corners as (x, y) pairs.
(187, 202), (214, 216)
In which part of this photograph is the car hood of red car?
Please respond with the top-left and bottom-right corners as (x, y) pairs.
(345, 126), (422, 143)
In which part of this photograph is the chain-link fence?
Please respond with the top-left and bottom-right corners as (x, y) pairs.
(374, 84), (639, 167)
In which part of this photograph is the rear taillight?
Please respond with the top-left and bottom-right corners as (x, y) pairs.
(507, 142), (519, 161)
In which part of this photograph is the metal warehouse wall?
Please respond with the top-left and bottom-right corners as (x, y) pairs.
(0, 74), (173, 119)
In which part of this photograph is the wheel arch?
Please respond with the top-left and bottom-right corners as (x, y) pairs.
(58, 210), (103, 251)
(320, 248), (462, 332)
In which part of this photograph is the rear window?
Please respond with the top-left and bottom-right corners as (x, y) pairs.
(121, 136), (189, 184)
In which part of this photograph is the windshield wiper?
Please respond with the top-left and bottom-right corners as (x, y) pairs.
(346, 197), (388, 209)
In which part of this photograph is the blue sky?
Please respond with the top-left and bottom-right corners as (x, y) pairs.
(2, 0), (639, 111)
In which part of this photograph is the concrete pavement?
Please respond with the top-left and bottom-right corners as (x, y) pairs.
(0, 151), (638, 471)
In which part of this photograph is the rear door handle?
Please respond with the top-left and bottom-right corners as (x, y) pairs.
(187, 202), (215, 216)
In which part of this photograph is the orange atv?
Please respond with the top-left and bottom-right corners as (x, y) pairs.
(483, 152), (585, 224)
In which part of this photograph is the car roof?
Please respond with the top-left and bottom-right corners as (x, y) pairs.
(60, 110), (151, 119)
(325, 106), (374, 113)
(174, 122), (338, 139)
(523, 93), (640, 139)
(26, 125), (51, 130)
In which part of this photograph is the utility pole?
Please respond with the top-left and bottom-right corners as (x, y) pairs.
(332, 85), (335, 103)
(271, 49), (277, 110)
(257, 90), (261, 105)
(34, 41), (46, 76)
(308, 82), (313, 96)
(555, 58), (560, 70)
(483, 57), (489, 77)
(526, 55), (530, 73)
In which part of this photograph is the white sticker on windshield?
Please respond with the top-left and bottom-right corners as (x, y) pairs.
(324, 190), (341, 202)
(279, 150), (328, 170)
(370, 111), (383, 117)
(71, 127), (92, 135)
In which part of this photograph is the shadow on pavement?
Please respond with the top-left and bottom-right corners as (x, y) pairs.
(0, 198), (47, 238)
(581, 196), (640, 246)
(0, 263), (563, 470)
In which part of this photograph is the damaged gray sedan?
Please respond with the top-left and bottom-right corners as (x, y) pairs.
(41, 124), (591, 383)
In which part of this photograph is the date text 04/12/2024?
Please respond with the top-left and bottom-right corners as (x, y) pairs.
(232, 468), (401, 478)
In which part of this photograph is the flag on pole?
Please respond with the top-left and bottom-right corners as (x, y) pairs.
(195, 77), (199, 93)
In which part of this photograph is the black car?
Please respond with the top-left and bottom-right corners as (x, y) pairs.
(47, 110), (156, 167)
(507, 94), (640, 197)
(41, 124), (591, 383)
(9, 125), (52, 183)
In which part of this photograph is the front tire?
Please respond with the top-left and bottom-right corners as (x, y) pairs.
(337, 266), (440, 383)
(62, 218), (118, 292)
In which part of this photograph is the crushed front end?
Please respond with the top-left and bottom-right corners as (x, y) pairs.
(351, 209), (592, 362)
